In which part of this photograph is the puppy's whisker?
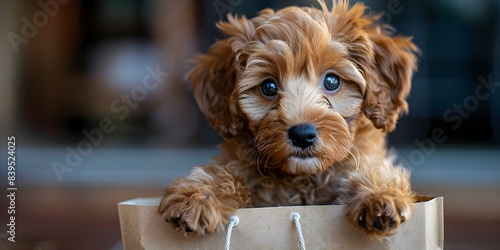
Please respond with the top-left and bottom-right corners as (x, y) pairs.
(348, 143), (361, 170)
(328, 134), (339, 145)
(255, 139), (278, 177)
(274, 143), (288, 155)
(257, 162), (267, 177)
(234, 139), (257, 171)
(261, 153), (273, 172)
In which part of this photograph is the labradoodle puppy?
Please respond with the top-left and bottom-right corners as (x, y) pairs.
(158, 0), (418, 239)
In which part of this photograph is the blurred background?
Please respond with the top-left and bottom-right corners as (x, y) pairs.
(0, 0), (499, 249)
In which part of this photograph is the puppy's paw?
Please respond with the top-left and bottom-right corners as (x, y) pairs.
(158, 180), (224, 234)
(347, 190), (413, 239)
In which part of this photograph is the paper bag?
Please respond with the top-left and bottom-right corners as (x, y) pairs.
(118, 196), (443, 249)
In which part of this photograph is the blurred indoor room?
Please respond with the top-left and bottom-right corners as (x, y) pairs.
(1, 0), (499, 249)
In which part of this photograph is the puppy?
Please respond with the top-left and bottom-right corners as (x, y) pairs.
(158, 0), (418, 239)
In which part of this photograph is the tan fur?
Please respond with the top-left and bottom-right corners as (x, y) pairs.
(159, 0), (419, 240)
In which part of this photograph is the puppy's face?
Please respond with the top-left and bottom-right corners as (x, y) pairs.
(188, 1), (418, 175)
(236, 13), (365, 174)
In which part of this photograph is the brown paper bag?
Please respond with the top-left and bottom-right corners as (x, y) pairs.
(118, 196), (443, 250)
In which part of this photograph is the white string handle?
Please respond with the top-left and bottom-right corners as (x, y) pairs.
(225, 215), (239, 250)
(290, 212), (306, 250)
(225, 213), (305, 250)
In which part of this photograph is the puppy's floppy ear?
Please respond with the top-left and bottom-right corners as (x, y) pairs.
(325, 1), (418, 132)
(362, 26), (419, 132)
(187, 15), (255, 139)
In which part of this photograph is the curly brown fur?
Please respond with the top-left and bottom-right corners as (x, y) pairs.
(158, 0), (419, 240)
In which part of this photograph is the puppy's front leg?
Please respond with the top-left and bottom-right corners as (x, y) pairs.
(339, 160), (416, 239)
(158, 165), (251, 234)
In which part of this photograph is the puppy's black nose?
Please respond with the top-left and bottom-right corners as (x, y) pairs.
(288, 124), (317, 149)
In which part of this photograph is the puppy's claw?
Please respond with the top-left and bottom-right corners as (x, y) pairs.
(371, 214), (398, 232)
(388, 217), (396, 228)
(372, 217), (383, 231)
(172, 218), (182, 227)
(358, 214), (366, 228)
(185, 226), (194, 232)
(400, 211), (407, 221)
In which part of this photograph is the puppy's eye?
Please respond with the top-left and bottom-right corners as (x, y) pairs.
(261, 79), (278, 97)
(323, 74), (341, 92)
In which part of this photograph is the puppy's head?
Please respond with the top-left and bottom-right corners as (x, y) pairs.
(188, 0), (418, 175)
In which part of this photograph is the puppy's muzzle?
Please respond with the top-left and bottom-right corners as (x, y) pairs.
(288, 124), (318, 149)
